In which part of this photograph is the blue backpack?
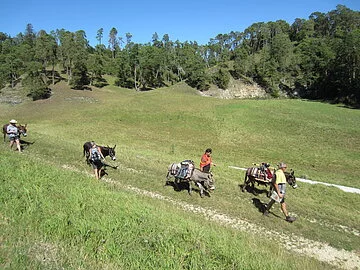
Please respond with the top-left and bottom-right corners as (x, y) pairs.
(176, 160), (194, 179)
(91, 147), (101, 161)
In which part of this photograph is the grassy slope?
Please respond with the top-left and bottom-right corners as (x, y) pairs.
(0, 80), (359, 268)
(0, 149), (331, 269)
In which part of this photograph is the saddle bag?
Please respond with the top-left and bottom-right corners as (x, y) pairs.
(176, 160), (194, 179)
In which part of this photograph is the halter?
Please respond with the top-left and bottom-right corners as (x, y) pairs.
(108, 147), (116, 160)
(285, 170), (298, 188)
(18, 125), (27, 137)
(101, 145), (116, 161)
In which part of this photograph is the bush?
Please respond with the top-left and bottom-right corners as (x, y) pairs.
(70, 62), (90, 90)
(186, 71), (211, 91)
(212, 68), (230, 89)
(23, 73), (51, 101)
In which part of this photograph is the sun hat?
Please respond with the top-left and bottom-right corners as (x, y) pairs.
(278, 162), (287, 168)
(9, 119), (17, 124)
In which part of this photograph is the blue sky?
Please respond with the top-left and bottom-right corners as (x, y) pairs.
(1, 0), (359, 47)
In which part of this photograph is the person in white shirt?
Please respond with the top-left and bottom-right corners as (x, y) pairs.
(7, 119), (22, 152)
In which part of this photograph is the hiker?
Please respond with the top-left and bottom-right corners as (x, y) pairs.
(89, 141), (105, 179)
(264, 162), (296, 222)
(199, 148), (216, 173)
(6, 119), (22, 152)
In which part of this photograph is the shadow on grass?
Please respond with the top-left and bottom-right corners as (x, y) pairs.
(239, 184), (269, 196)
(99, 163), (118, 178)
(252, 198), (267, 213)
(165, 180), (190, 193)
(165, 180), (211, 198)
(252, 198), (283, 220)
(20, 139), (35, 151)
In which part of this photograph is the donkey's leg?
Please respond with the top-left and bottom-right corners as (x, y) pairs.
(85, 152), (90, 165)
(196, 182), (205, 198)
(250, 179), (258, 195)
(242, 174), (249, 192)
(188, 181), (192, 195)
(173, 178), (180, 191)
(164, 172), (170, 187)
(165, 172), (171, 186)
(202, 180), (212, 197)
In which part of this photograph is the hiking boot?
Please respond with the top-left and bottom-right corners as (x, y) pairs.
(286, 216), (296, 222)
(263, 210), (269, 216)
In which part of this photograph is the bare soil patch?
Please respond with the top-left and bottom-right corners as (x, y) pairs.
(200, 77), (269, 99)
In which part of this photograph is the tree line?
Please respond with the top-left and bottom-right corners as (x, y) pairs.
(0, 5), (359, 106)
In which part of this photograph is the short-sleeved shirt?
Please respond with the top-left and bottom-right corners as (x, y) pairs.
(274, 169), (286, 197)
(274, 169), (286, 184)
(200, 154), (211, 169)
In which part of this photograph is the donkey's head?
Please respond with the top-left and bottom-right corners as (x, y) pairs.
(107, 145), (116, 161)
(285, 170), (297, 189)
(18, 124), (27, 137)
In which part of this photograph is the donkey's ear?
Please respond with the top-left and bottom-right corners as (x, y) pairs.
(114, 145), (116, 149)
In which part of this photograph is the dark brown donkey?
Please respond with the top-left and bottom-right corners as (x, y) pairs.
(242, 166), (297, 197)
(83, 141), (117, 165)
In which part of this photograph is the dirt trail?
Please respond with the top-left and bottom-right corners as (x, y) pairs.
(62, 164), (360, 270)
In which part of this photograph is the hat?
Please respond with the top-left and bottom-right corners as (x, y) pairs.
(9, 119), (17, 124)
(278, 162), (287, 168)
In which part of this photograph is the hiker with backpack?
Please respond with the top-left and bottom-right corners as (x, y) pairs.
(89, 141), (105, 179)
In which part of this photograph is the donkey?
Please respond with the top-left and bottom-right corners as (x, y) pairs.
(83, 141), (117, 165)
(242, 167), (297, 197)
(166, 162), (215, 198)
(3, 124), (27, 142)
(190, 169), (216, 197)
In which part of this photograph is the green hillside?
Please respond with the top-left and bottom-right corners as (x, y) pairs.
(0, 81), (359, 269)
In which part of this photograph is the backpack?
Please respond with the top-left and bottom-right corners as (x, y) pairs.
(91, 147), (101, 161)
(176, 160), (194, 179)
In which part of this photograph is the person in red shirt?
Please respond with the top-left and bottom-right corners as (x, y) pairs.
(200, 148), (216, 173)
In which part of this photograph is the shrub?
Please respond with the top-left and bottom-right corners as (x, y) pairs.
(212, 68), (230, 89)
